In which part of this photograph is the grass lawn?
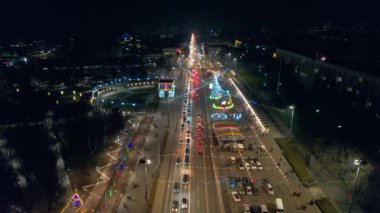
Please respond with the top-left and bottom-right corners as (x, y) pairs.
(275, 137), (315, 184)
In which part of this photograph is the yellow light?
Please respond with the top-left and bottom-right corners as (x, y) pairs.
(73, 96), (76, 100)
(79, 92), (83, 97)
(272, 52), (277, 59)
(47, 91), (51, 96)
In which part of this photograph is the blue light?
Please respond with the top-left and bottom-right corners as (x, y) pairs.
(211, 113), (228, 121)
(232, 113), (242, 120)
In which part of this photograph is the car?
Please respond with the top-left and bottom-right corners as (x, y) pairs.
(250, 204), (261, 213)
(173, 182), (180, 193)
(238, 183), (246, 195)
(178, 140), (183, 144)
(242, 177), (249, 186)
(239, 163), (244, 170)
(176, 157), (181, 165)
(236, 157), (242, 164)
(265, 183), (274, 195)
(229, 177), (237, 188)
(259, 145), (266, 152)
(256, 160), (263, 170)
(235, 177), (242, 183)
(182, 174), (189, 185)
(181, 198), (188, 209)
(243, 205), (250, 213)
(244, 162), (250, 170)
(250, 160), (257, 170)
(171, 200), (179, 212)
(246, 186), (253, 195)
(248, 144), (254, 151)
(231, 191), (241, 202)
(184, 156), (190, 166)
(261, 204), (269, 213)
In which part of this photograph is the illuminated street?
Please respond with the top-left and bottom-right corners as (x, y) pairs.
(1, 3), (380, 213)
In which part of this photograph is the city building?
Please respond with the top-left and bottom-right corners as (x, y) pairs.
(120, 33), (143, 57)
(162, 47), (179, 67)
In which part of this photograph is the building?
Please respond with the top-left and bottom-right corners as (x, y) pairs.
(162, 47), (178, 67)
(158, 79), (175, 98)
(275, 48), (380, 112)
(205, 45), (224, 63)
(120, 33), (143, 57)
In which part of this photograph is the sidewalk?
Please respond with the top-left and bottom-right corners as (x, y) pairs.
(118, 111), (168, 213)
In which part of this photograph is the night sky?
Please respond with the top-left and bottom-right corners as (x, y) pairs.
(1, 0), (379, 38)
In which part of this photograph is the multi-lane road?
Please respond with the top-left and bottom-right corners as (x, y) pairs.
(150, 35), (320, 213)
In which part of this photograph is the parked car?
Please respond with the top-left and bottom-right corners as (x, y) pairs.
(265, 183), (274, 195)
(239, 163), (244, 170)
(248, 144), (254, 151)
(231, 191), (241, 202)
(256, 160), (263, 170)
(244, 162), (250, 170)
(246, 186), (253, 195)
(250, 160), (257, 170)
(243, 205), (250, 213)
(261, 204), (269, 213)
(242, 177), (249, 186)
(229, 177), (237, 188)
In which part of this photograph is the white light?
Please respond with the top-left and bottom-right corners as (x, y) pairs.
(147, 159), (151, 164)
(354, 159), (361, 166)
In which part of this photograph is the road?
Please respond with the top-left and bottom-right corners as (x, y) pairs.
(119, 34), (321, 213)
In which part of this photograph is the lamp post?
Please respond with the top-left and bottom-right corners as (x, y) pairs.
(348, 159), (367, 213)
(139, 157), (151, 211)
(289, 105), (295, 134)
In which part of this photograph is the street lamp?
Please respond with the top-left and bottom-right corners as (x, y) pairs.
(289, 105), (295, 134)
(348, 159), (367, 213)
(139, 157), (151, 205)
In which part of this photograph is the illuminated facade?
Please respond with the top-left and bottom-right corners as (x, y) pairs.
(158, 79), (175, 98)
